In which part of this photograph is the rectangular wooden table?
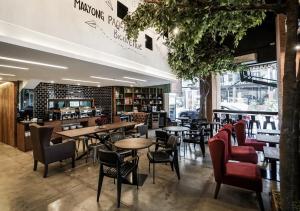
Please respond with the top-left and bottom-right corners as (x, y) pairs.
(56, 122), (137, 160)
(256, 134), (280, 147)
(257, 129), (280, 136)
(56, 121), (136, 138)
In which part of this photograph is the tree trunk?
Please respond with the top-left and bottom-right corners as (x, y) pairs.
(280, 0), (300, 210)
(199, 77), (210, 119)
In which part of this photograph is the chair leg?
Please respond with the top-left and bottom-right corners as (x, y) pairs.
(148, 161), (151, 173)
(97, 167), (104, 202)
(173, 159), (180, 180)
(33, 160), (38, 171)
(72, 157), (75, 168)
(153, 163), (155, 184)
(256, 192), (264, 211)
(200, 139), (205, 157)
(43, 164), (48, 178)
(214, 183), (221, 199)
(93, 148), (97, 164)
(170, 161), (174, 171)
(117, 177), (122, 208)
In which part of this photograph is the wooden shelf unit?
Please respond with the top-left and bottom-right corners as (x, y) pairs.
(113, 87), (164, 116)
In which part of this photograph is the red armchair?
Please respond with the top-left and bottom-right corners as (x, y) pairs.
(220, 124), (258, 164)
(208, 133), (264, 210)
(234, 120), (266, 151)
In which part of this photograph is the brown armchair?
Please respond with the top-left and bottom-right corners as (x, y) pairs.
(30, 124), (76, 178)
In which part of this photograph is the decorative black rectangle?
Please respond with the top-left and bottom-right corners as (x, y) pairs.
(117, 1), (128, 19)
(145, 34), (153, 50)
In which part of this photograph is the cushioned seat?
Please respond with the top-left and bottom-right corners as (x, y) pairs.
(225, 162), (262, 192)
(208, 134), (264, 210)
(245, 139), (266, 151)
(218, 124), (258, 164)
(231, 146), (258, 164)
(234, 120), (266, 152)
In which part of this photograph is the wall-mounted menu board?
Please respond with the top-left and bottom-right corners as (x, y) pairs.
(47, 99), (94, 109)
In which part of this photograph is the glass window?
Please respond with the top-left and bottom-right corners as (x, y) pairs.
(219, 62), (278, 112)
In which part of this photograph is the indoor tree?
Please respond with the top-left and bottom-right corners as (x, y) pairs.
(124, 0), (300, 210)
(125, 0), (265, 118)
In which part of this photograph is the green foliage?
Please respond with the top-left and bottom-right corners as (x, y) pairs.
(124, 0), (265, 79)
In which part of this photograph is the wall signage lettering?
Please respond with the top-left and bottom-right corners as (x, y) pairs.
(74, 0), (143, 53)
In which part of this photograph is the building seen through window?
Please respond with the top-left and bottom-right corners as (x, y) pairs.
(220, 62), (278, 112)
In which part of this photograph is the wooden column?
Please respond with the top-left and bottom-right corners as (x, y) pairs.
(0, 82), (17, 147)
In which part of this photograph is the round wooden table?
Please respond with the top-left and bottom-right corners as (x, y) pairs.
(114, 138), (153, 186)
(114, 138), (154, 150)
(163, 126), (189, 136)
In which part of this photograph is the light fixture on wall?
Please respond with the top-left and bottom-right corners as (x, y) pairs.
(90, 76), (136, 84)
(62, 78), (101, 84)
(123, 76), (147, 82)
(0, 56), (68, 69)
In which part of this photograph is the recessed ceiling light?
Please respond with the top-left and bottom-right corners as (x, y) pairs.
(97, 85), (101, 87)
(77, 83), (81, 86)
(123, 76), (147, 82)
(0, 73), (16, 76)
(90, 76), (135, 84)
(0, 56), (68, 69)
(0, 78), (2, 80)
(50, 81), (55, 83)
(0, 64), (29, 70)
(62, 78), (100, 84)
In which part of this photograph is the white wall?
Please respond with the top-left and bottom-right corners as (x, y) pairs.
(0, 0), (175, 80)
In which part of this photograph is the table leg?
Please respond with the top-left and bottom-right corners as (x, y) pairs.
(124, 149), (148, 186)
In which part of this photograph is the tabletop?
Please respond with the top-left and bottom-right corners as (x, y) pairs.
(163, 126), (190, 132)
(263, 146), (279, 160)
(256, 134), (280, 144)
(177, 117), (190, 120)
(114, 138), (154, 150)
(257, 129), (280, 135)
(56, 121), (136, 138)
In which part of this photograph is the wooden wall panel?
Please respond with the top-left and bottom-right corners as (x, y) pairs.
(0, 82), (17, 146)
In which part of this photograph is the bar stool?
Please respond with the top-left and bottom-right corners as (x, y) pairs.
(248, 115), (261, 136)
(222, 114), (233, 124)
(213, 113), (220, 123)
(263, 116), (276, 130)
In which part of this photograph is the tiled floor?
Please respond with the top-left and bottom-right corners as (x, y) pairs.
(0, 133), (279, 211)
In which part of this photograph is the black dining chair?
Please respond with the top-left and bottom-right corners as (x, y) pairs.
(183, 127), (205, 157)
(147, 135), (180, 184)
(105, 132), (132, 158)
(155, 130), (169, 151)
(97, 148), (139, 208)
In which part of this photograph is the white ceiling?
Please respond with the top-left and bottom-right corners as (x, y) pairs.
(0, 42), (172, 87)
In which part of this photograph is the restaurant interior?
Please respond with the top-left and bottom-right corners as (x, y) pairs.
(0, 1), (299, 211)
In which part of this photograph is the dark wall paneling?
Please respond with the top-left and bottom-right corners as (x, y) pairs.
(33, 83), (112, 120)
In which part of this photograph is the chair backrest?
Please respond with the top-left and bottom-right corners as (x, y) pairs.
(166, 135), (178, 150)
(98, 148), (121, 167)
(214, 130), (229, 163)
(132, 112), (148, 125)
(208, 137), (225, 183)
(219, 124), (233, 155)
(110, 131), (125, 143)
(29, 123), (53, 162)
(155, 130), (169, 142)
(234, 120), (246, 146)
(137, 125), (148, 138)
